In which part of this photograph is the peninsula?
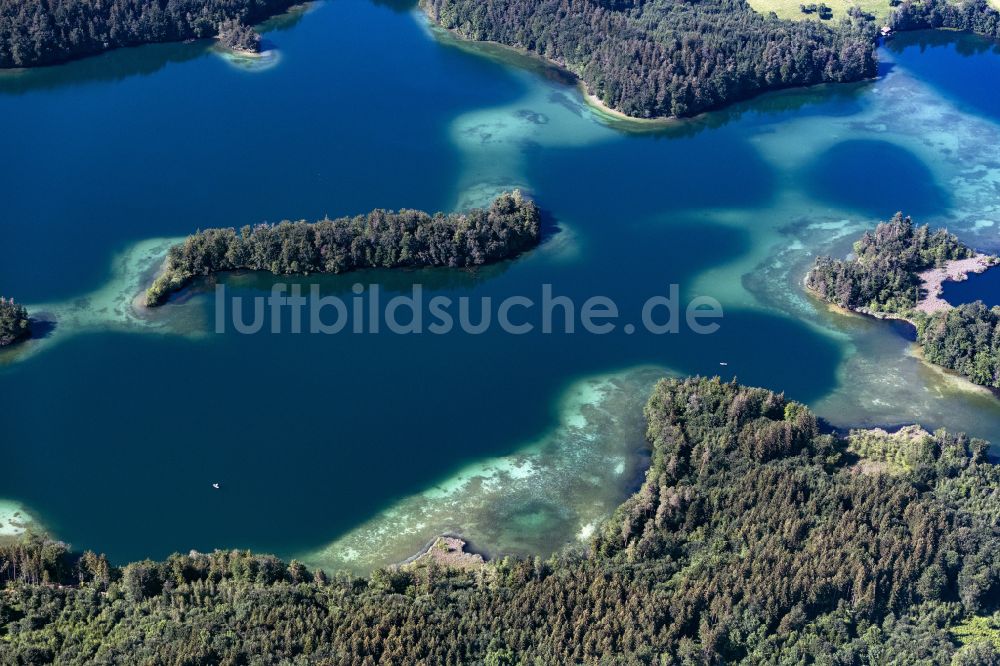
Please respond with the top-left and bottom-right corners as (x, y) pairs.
(0, 0), (294, 68)
(421, 0), (877, 119)
(4, 376), (1000, 662)
(806, 213), (1000, 388)
(145, 191), (541, 306)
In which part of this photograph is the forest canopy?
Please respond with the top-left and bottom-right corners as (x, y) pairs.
(920, 301), (1000, 389)
(3, 376), (1000, 663)
(891, 0), (1000, 40)
(805, 212), (974, 314)
(422, 0), (877, 118)
(217, 19), (261, 54)
(145, 191), (541, 306)
(0, 297), (29, 347)
(0, 0), (292, 68)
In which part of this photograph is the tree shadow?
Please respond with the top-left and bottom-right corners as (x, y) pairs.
(0, 41), (210, 97)
(28, 316), (57, 340)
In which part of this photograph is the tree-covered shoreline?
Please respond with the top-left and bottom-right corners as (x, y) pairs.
(0, 297), (30, 347)
(0, 0), (290, 69)
(144, 191), (541, 307)
(891, 0), (1000, 41)
(806, 214), (1000, 388)
(3, 376), (1000, 663)
(920, 301), (1000, 388)
(805, 212), (975, 315)
(4, 0), (1000, 121)
(422, 0), (877, 119)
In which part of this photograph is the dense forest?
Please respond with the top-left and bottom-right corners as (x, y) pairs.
(0, 0), (289, 68)
(0, 297), (29, 347)
(3, 376), (1000, 663)
(422, 0), (877, 118)
(145, 191), (540, 306)
(920, 302), (1000, 388)
(805, 213), (974, 314)
(217, 19), (260, 53)
(891, 0), (1000, 40)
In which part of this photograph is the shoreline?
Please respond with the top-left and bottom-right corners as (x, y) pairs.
(804, 283), (919, 327)
(400, 535), (486, 570)
(418, 14), (674, 127)
(905, 342), (999, 398)
(0, 500), (40, 545)
(805, 251), (1000, 327)
(579, 87), (674, 126)
(300, 365), (663, 575)
(0, 0), (302, 71)
(419, 8), (879, 127)
(804, 276), (1000, 399)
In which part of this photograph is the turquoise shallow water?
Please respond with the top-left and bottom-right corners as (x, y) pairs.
(2, 4), (1000, 569)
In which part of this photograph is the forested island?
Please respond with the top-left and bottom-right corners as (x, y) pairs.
(422, 0), (877, 118)
(145, 191), (540, 306)
(807, 214), (1000, 388)
(0, 0), (287, 68)
(0, 297), (30, 347)
(3, 376), (1000, 662)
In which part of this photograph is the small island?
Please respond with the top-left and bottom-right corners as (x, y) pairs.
(145, 191), (541, 306)
(0, 297), (30, 347)
(806, 213), (1000, 388)
(217, 20), (263, 55)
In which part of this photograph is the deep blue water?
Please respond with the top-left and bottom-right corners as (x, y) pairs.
(1, 6), (1000, 564)
(0, 0), (521, 302)
(943, 267), (1000, 308)
(804, 139), (951, 218)
(887, 30), (1000, 119)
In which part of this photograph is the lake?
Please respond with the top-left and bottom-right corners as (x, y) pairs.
(942, 267), (1000, 308)
(2, 2), (1000, 572)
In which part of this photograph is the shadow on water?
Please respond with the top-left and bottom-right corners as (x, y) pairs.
(888, 318), (917, 342)
(877, 60), (896, 78)
(0, 2), (332, 98)
(256, 2), (320, 32)
(369, 0), (420, 12)
(538, 207), (562, 243)
(887, 29), (1000, 58)
(886, 30), (1000, 121)
(0, 1), (323, 97)
(180, 260), (517, 302)
(0, 41), (211, 96)
(604, 78), (874, 139)
(424, 10), (871, 140)
(803, 139), (951, 219)
(28, 318), (57, 340)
